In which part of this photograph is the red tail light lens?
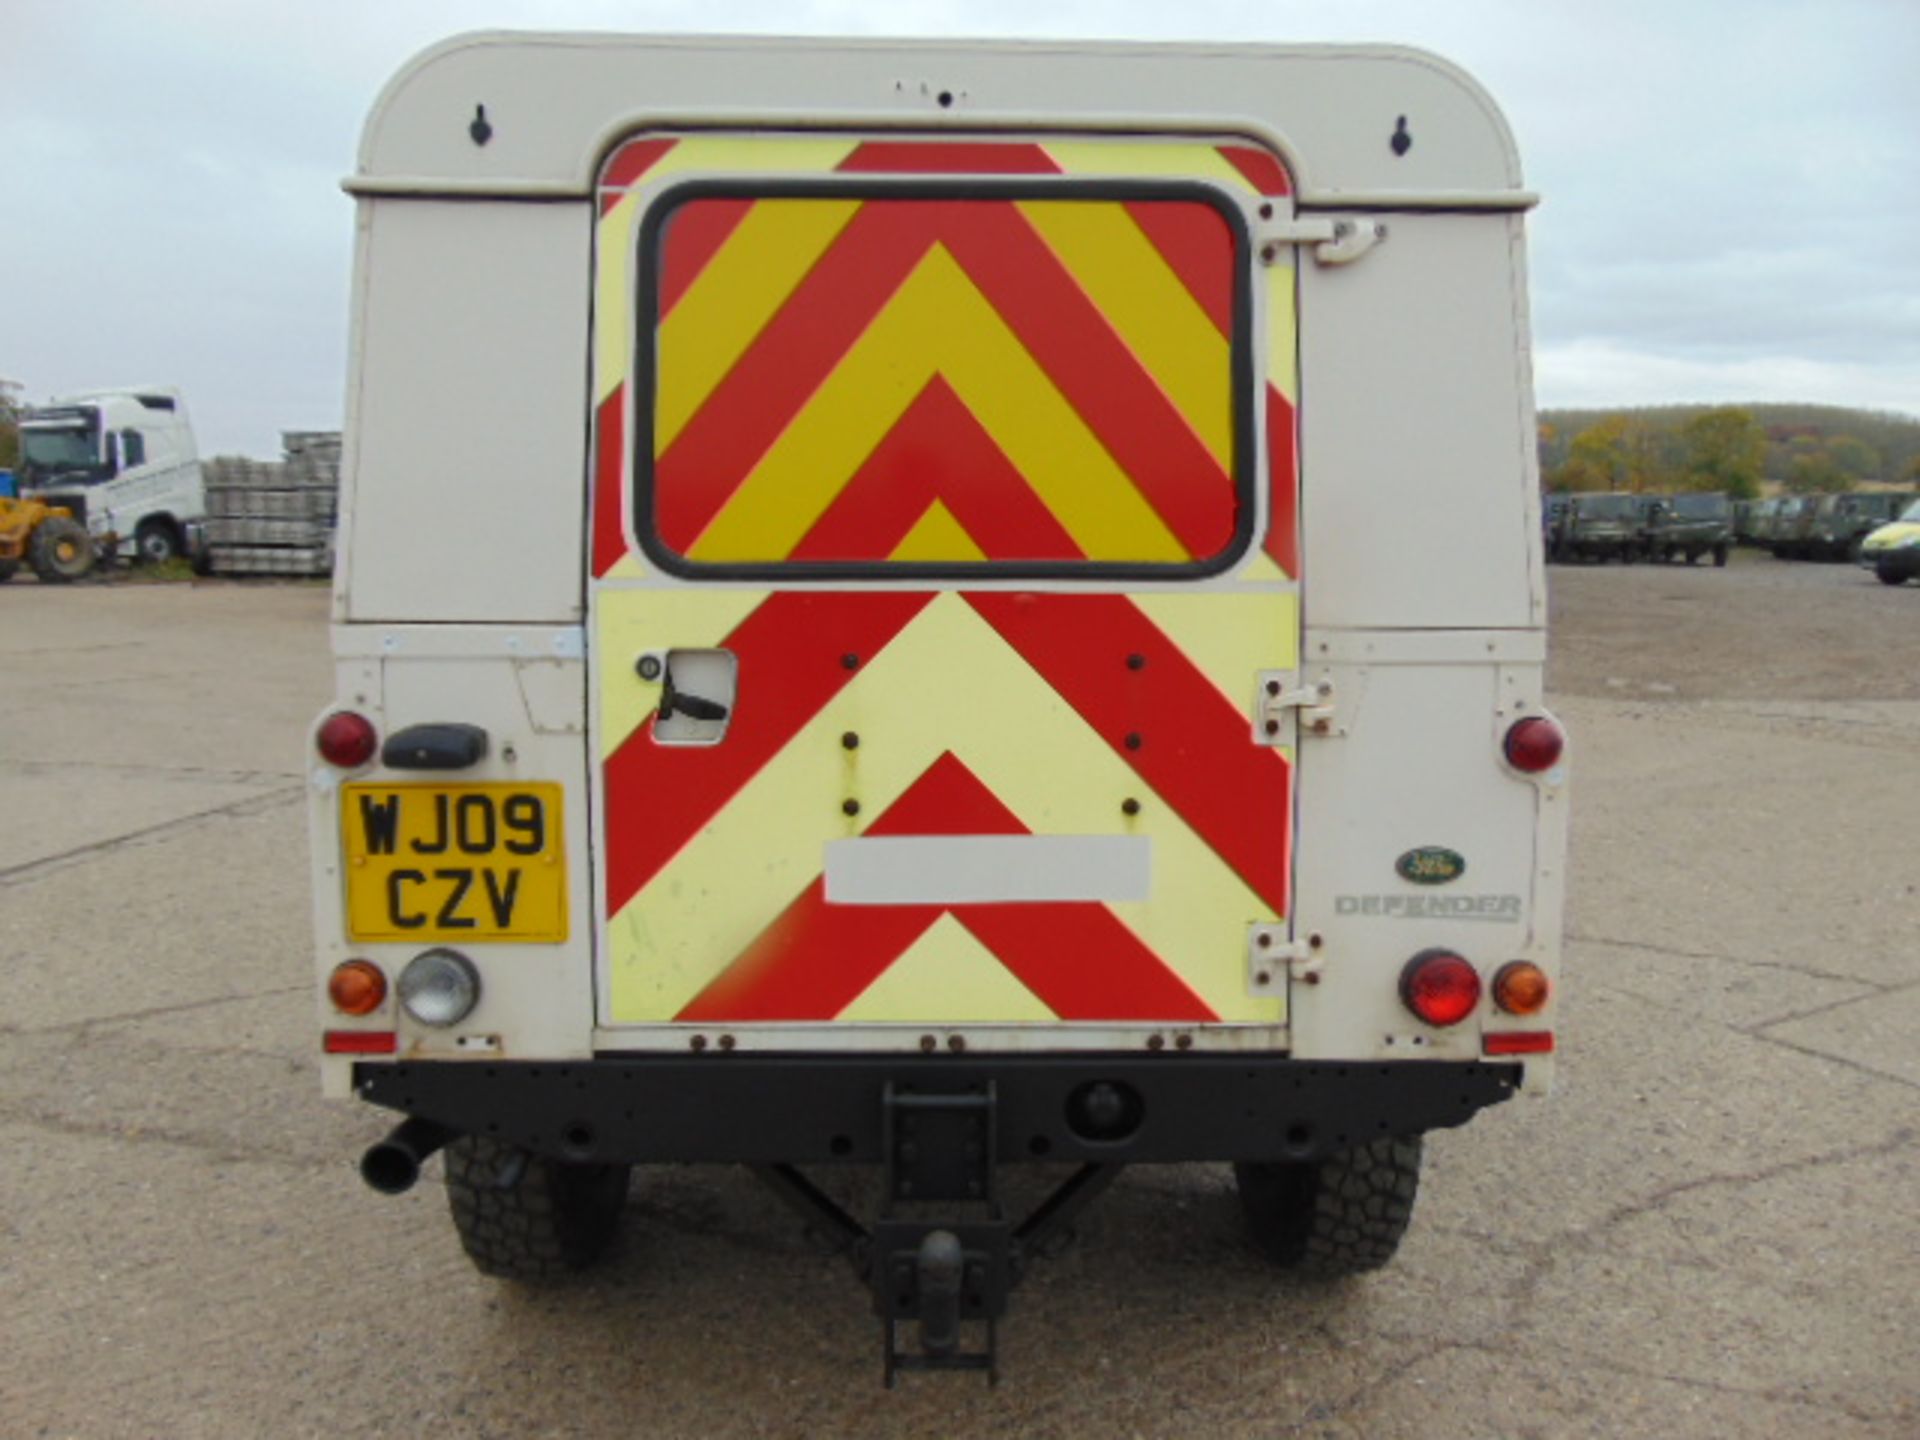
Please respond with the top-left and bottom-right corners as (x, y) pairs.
(1400, 950), (1482, 1027)
(1503, 715), (1565, 773)
(316, 711), (378, 768)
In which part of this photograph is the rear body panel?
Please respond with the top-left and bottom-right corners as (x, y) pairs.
(317, 35), (1559, 1104)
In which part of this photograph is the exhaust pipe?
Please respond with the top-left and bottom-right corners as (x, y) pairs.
(360, 1117), (457, 1195)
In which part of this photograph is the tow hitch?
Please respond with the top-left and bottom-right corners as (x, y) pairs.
(750, 1082), (1124, 1385)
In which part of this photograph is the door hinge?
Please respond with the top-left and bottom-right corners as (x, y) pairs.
(1247, 924), (1324, 995)
(1255, 673), (1336, 743)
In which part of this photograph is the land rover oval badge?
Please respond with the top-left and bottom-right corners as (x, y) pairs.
(1396, 846), (1466, 885)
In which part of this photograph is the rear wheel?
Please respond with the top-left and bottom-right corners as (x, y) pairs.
(29, 517), (95, 583)
(1876, 562), (1909, 587)
(0, 558), (17, 583)
(135, 518), (181, 565)
(1234, 1134), (1423, 1277)
(1712, 543), (1729, 567)
(444, 1134), (632, 1281)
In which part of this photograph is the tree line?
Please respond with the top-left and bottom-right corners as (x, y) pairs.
(0, 381), (20, 471)
(1539, 403), (1920, 497)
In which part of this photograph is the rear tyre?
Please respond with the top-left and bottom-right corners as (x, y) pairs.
(444, 1134), (632, 1281)
(0, 558), (17, 583)
(135, 519), (181, 565)
(1234, 1134), (1423, 1277)
(1712, 543), (1729, 567)
(1876, 562), (1909, 587)
(29, 517), (95, 583)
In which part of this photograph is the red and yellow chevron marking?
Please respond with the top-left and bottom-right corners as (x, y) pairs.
(589, 135), (1299, 1029)
(657, 199), (1233, 565)
(597, 588), (1293, 1026)
(589, 133), (1298, 580)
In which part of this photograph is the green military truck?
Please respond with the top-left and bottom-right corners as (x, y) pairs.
(1745, 496), (1783, 549)
(1768, 496), (1821, 559)
(1555, 492), (1642, 563)
(1644, 492), (1731, 566)
(1810, 492), (1917, 562)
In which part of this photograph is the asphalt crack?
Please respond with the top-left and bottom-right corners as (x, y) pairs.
(0, 756), (300, 786)
(1568, 930), (1891, 990)
(2, 983), (311, 1038)
(0, 1106), (339, 1174)
(0, 784), (304, 887)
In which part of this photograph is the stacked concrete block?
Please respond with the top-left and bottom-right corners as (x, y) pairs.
(202, 431), (340, 576)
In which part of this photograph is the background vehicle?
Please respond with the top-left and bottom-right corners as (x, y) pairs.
(1810, 491), (1916, 562)
(16, 387), (205, 563)
(1558, 492), (1641, 561)
(1767, 494), (1820, 559)
(1545, 494), (1570, 558)
(0, 495), (95, 583)
(1645, 491), (1731, 566)
(1859, 498), (1920, 585)
(313, 33), (1564, 1378)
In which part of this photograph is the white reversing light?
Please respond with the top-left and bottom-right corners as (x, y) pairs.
(398, 949), (480, 1027)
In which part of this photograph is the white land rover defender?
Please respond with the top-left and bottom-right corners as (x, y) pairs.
(312, 32), (1566, 1380)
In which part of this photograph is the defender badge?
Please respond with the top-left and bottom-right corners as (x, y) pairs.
(1396, 846), (1465, 885)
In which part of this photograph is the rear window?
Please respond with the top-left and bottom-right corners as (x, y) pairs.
(633, 181), (1254, 579)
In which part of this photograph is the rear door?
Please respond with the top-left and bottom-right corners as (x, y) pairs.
(587, 133), (1300, 1046)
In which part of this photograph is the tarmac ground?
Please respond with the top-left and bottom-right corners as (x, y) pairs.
(2, 553), (1915, 1438)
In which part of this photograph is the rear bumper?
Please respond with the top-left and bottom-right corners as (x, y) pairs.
(354, 1053), (1521, 1167)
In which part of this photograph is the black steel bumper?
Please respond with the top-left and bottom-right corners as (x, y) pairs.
(354, 1054), (1520, 1167)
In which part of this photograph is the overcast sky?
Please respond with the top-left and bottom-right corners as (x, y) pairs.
(5, 0), (1916, 456)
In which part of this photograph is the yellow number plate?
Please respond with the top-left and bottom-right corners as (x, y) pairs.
(342, 783), (567, 943)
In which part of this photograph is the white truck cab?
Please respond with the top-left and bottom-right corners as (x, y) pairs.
(17, 386), (205, 562)
(313, 32), (1566, 1381)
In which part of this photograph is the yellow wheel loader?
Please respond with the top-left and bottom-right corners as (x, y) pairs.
(0, 495), (98, 584)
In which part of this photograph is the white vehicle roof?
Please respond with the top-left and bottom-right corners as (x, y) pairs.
(352, 32), (1530, 209)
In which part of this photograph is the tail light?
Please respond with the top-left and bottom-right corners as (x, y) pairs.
(1503, 715), (1565, 774)
(1493, 961), (1551, 1015)
(317, 710), (378, 768)
(328, 959), (388, 1016)
(1400, 950), (1482, 1027)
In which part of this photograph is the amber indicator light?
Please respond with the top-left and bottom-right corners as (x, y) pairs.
(328, 959), (388, 1017)
(1492, 961), (1551, 1016)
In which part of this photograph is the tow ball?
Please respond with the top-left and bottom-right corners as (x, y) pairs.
(750, 1081), (1125, 1385)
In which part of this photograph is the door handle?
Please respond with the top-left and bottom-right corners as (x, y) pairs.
(660, 671), (730, 723)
